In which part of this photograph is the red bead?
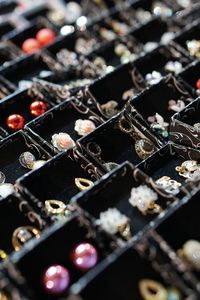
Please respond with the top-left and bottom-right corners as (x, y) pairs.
(71, 242), (98, 271)
(36, 28), (56, 46)
(196, 79), (200, 90)
(6, 114), (25, 131)
(22, 38), (41, 54)
(29, 100), (47, 117)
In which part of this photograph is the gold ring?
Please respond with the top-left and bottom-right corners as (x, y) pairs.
(139, 279), (168, 300)
(45, 200), (66, 215)
(12, 226), (41, 251)
(75, 178), (94, 191)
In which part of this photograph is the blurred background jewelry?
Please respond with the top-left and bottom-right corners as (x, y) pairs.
(194, 123), (200, 131)
(145, 71), (162, 85)
(117, 117), (155, 160)
(12, 226), (41, 251)
(156, 176), (181, 195)
(186, 40), (200, 58)
(75, 178), (94, 191)
(178, 240), (200, 271)
(139, 279), (181, 300)
(51, 133), (75, 151)
(101, 100), (119, 117)
(129, 185), (161, 215)
(164, 61), (183, 74)
(0, 249), (7, 262)
(96, 208), (132, 240)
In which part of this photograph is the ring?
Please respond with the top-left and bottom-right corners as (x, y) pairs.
(139, 279), (168, 300)
(156, 176), (181, 195)
(178, 240), (200, 271)
(96, 208), (131, 240)
(45, 200), (66, 215)
(129, 185), (161, 215)
(51, 133), (75, 151)
(74, 119), (96, 136)
(12, 226), (41, 251)
(175, 160), (200, 179)
(75, 178), (94, 191)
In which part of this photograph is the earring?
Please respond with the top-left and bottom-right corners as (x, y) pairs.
(86, 142), (118, 171)
(71, 243), (98, 271)
(74, 119), (96, 136)
(6, 114), (25, 131)
(129, 185), (161, 215)
(43, 265), (70, 295)
(19, 152), (46, 170)
(51, 133), (75, 151)
(175, 160), (200, 179)
(101, 100), (119, 117)
(139, 279), (181, 300)
(75, 178), (94, 191)
(164, 61), (182, 74)
(12, 226), (41, 251)
(148, 113), (169, 140)
(96, 208), (132, 240)
(29, 100), (47, 117)
(36, 28), (56, 47)
(0, 172), (15, 198)
(156, 176), (181, 195)
(186, 40), (200, 58)
(145, 71), (162, 85)
(178, 240), (200, 271)
(168, 99), (185, 112)
(117, 117), (155, 160)
(196, 78), (200, 95)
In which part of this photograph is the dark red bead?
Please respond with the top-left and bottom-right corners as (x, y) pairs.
(36, 28), (56, 46)
(71, 242), (98, 271)
(43, 265), (70, 295)
(22, 38), (41, 54)
(196, 79), (200, 90)
(29, 100), (47, 117)
(6, 114), (25, 131)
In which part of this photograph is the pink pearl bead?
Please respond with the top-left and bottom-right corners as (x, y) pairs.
(71, 243), (98, 271)
(43, 265), (70, 295)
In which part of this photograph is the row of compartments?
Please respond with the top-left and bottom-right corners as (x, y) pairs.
(1, 161), (200, 299)
(0, 0), (199, 77)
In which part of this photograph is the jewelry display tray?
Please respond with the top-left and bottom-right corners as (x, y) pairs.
(1, 0), (200, 299)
